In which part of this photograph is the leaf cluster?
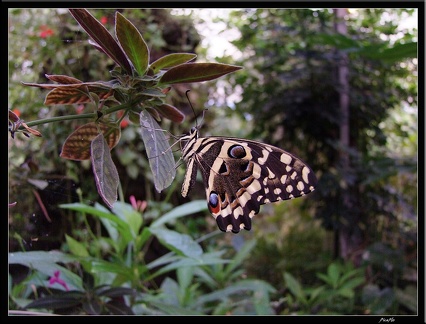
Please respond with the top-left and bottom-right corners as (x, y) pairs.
(11, 9), (242, 207)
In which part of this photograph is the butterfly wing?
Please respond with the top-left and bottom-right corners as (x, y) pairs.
(182, 136), (317, 233)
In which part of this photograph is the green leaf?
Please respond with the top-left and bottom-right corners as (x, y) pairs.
(328, 263), (341, 286)
(66, 235), (90, 257)
(147, 252), (229, 279)
(360, 42), (417, 62)
(68, 9), (132, 74)
(139, 110), (176, 192)
(361, 284), (395, 314)
(283, 272), (307, 304)
(112, 202), (143, 238)
(8, 251), (83, 291)
(374, 42), (417, 62)
(223, 239), (256, 276)
(195, 279), (276, 306)
(9, 251), (76, 267)
(90, 259), (133, 277)
(150, 53), (197, 74)
(337, 287), (355, 299)
(91, 133), (119, 208)
(395, 285), (417, 313)
(150, 228), (203, 258)
(115, 12), (149, 76)
(60, 203), (134, 245)
(144, 299), (202, 315)
(150, 200), (207, 228)
(159, 63), (242, 84)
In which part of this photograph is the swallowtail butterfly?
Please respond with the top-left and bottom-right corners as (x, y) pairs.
(180, 126), (317, 233)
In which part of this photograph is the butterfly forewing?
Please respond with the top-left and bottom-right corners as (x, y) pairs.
(181, 129), (317, 233)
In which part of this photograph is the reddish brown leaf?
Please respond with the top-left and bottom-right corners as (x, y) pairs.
(155, 104), (185, 123)
(45, 74), (83, 84)
(159, 63), (242, 84)
(45, 86), (114, 105)
(60, 122), (121, 161)
(69, 9), (132, 74)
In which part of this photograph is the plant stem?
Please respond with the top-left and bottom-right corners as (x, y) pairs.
(19, 101), (135, 130)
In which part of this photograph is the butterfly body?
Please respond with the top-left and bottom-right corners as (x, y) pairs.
(181, 127), (317, 233)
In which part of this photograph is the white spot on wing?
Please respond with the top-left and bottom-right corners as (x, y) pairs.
(258, 149), (270, 165)
(280, 153), (292, 165)
(253, 163), (262, 178)
(233, 206), (244, 219)
(302, 166), (311, 184)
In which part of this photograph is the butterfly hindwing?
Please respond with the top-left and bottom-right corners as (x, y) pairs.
(181, 128), (317, 233)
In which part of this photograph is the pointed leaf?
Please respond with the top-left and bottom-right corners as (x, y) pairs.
(284, 272), (307, 304)
(83, 299), (102, 315)
(60, 203), (134, 245)
(139, 110), (175, 192)
(150, 228), (203, 258)
(25, 294), (84, 310)
(65, 234), (90, 257)
(150, 200), (207, 229)
(45, 74), (83, 84)
(68, 9), (132, 74)
(155, 103), (185, 123)
(115, 12), (149, 76)
(159, 63), (242, 84)
(91, 134), (119, 208)
(22, 80), (115, 105)
(111, 201), (143, 238)
(45, 86), (114, 105)
(105, 300), (134, 315)
(95, 286), (136, 298)
(150, 53), (197, 74)
(61, 123), (120, 161)
(8, 251), (82, 291)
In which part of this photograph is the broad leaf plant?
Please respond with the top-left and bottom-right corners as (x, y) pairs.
(8, 9), (242, 208)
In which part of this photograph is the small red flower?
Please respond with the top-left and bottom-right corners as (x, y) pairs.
(120, 119), (129, 128)
(117, 110), (129, 128)
(39, 25), (54, 38)
(12, 108), (21, 118)
(100, 16), (108, 25)
(48, 270), (70, 291)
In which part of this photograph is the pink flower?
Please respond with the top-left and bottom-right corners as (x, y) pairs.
(100, 16), (108, 25)
(48, 270), (69, 291)
(129, 195), (147, 213)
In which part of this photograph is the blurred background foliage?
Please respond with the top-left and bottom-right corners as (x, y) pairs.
(8, 8), (418, 315)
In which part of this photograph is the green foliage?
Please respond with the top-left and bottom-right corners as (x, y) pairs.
(219, 8), (417, 314)
(282, 261), (366, 314)
(9, 200), (276, 315)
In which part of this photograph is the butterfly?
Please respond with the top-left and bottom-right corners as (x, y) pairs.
(180, 126), (317, 233)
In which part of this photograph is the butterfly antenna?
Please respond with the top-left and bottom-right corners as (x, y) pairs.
(185, 90), (207, 129)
